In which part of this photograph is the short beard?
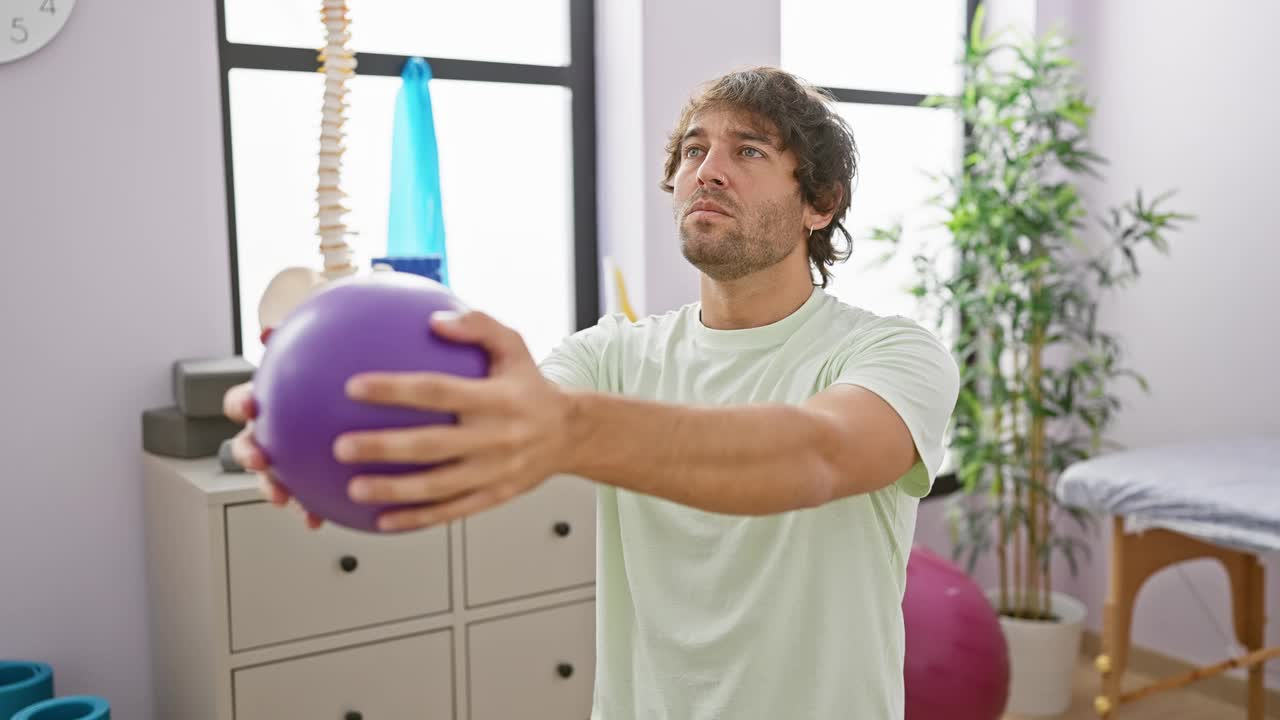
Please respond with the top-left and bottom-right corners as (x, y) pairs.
(678, 197), (800, 281)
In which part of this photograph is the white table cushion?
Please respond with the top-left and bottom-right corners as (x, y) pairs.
(1056, 434), (1280, 554)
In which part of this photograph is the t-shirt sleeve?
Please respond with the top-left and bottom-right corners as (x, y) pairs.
(537, 314), (623, 392)
(828, 317), (960, 498)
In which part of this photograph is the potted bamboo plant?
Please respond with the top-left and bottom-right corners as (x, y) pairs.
(872, 7), (1192, 715)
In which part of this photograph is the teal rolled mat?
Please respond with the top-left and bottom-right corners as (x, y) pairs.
(12, 696), (109, 720)
(0, 661), (52, 720)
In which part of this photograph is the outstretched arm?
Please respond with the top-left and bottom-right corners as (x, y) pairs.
(560, 384), (918, 515)
(334, 311), (921, 531)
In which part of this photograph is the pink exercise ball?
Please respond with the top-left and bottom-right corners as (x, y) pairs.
(903, 545), (1010, 720)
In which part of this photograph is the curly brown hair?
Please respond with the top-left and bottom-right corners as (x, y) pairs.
(660, 66), (858, 288)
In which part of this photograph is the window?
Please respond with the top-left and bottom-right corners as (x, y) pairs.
(216, 0), (598, 365)
(781, 0), (968, 327)
(782, 1), (973, 489)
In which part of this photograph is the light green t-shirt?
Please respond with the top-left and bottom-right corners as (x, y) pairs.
(538, 287), (960, 720)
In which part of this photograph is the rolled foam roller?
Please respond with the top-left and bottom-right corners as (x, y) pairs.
(11, 696), (109, 720)
(0, 661), (53, 720)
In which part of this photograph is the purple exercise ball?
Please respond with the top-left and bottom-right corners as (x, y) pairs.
(253, 272), (490, 533)
(903, 545), (1010, 720)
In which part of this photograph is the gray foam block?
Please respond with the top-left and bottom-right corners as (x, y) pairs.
(219, 438), (246, 473)
(173, 356), (255, 418)
(143, 406), (241, 459)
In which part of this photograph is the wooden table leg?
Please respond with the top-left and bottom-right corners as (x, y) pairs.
(1229, 554), (1267, 720)
(1099, 517), (1270, 719)
(1097, 517), (1136, 718)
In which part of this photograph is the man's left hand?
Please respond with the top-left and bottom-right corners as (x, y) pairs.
(333, 310), (575, 532)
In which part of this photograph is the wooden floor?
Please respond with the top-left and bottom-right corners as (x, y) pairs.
(1003, 656), (1278, 720)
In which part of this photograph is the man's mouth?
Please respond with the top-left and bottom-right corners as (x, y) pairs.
(687, 200), (732, 217)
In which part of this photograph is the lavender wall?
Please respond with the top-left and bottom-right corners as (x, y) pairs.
(1040, 0), (1280, 690)
(595, 0), (783, 318)
(919, 0), (1280, 692)
(0, 0), (231, 717)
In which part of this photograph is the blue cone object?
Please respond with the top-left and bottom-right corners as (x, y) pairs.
(0, 661), (53, 720)
(12, 696), (109, 720)
(386, 57), (450, 285)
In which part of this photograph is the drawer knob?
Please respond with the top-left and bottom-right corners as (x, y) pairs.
(339, 555), (359, 573)
(553, 521), (571, 538)
(556, 662), (574, 679)
(344, 712), (363, 720)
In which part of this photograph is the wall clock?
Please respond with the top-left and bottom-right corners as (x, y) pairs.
(1, 0), (76, 64)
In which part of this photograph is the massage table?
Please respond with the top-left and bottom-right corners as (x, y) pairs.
(1057, 434), (1280, 718)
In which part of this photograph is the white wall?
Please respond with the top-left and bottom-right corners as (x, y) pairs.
(1035, 0), (1280, 688)
(925, 0), (1280, 691)
(593, 0), (648, 315)
(918, 0), (1280, 690)
(596, 0), (782, 317)
(0, 0), (231, 717)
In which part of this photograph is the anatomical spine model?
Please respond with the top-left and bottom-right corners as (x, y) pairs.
(256, 0), (362, 345)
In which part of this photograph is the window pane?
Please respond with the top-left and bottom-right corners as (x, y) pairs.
(781, 0), (965, 95)
(225, 0), (571, 67)
(829, 103), (959, 340)
(228, 69), (576, 365)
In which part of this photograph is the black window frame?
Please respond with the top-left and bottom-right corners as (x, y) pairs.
(214, 0), (600, 357)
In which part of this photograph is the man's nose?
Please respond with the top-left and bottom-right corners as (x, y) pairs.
(695, 148), (729, 188)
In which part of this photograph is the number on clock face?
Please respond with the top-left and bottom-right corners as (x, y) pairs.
(10, 17), (28, 43)
(2, 0), (76, 64)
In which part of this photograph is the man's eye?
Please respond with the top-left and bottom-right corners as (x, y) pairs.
(742, 147), (764, 158)
(684, 146), (704, 159)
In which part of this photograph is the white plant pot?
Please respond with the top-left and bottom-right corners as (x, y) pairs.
(987, 589), (1086, 717)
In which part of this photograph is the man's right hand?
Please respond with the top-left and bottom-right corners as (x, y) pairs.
(224, 381), (325, 530)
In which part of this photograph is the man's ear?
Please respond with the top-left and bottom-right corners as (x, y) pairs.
(804, 185), (842, 233)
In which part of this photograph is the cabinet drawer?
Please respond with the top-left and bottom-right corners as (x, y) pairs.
(464, 475), (594, 606)
(467, 601), (594, 720)
(226, 502), (450, 651)
(234, 630), (454, 720)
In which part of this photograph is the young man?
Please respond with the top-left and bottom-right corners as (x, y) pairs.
(227, 67), (959, 719)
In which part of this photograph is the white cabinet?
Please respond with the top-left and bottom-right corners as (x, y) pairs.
(463, 474), (597, 607)
(468, 602), (596, 720)
(143, 454), (596, 720)
(225, 502), (452, 651)
(233, 630), (454, 720)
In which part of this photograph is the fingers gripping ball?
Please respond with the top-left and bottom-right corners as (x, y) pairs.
(253, 272), (489, 532)
(903, 546), (1011, 720)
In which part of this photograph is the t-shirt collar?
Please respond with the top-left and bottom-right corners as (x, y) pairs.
(693, 286), (826, 350)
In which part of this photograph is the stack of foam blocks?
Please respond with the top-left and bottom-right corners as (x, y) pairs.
(141, 357), (255, 472)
